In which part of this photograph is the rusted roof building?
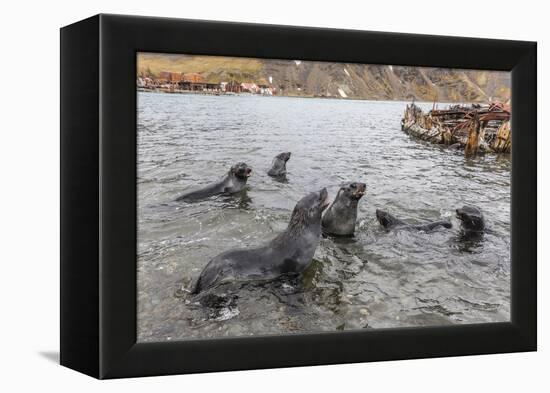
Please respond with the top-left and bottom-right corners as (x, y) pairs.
(159, 71), (184, 83)
(183, 73), (205, 83)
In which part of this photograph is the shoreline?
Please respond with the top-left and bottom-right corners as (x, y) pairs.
(137, 87), (491, 105)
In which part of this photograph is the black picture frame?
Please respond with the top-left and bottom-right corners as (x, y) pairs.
(60, 14), (537, 379)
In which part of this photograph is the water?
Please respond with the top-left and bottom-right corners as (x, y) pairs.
(137, 91), (511, 342)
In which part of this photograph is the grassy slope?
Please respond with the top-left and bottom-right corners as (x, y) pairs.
(137, 53), (263, 80)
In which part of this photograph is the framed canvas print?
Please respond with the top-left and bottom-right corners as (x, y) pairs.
(60, 14), (536, 379)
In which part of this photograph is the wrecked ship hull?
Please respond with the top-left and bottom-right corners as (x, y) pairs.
(401, 103), (511, 154)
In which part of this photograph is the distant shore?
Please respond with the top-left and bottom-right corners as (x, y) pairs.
(137, 87), (487, 105)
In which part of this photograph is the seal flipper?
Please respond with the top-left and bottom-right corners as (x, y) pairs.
(377, 209), (452, 232)
(440, 221), (452, 229)
(190, 276), (202, 295)
(416, 220), (453, 231)
(191, 265), (219, 295)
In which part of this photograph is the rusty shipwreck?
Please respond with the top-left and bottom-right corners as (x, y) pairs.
(401, 102), (511, 155)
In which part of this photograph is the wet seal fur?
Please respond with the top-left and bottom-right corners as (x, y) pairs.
(268, 152), (291, 177)
(176, 162), (252, 202)
(376, 209), (452, 232)
(454, 205), (485, 249)
(191, 188), (329, 294)
(456, 205), (485, 233)
(322, 182), (366, 236)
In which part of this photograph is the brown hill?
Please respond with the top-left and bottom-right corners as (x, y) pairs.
(137, 53), (510, 103)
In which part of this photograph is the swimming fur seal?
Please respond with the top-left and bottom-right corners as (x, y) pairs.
(191, 188), (330, 294)
(376, 209), (452, 232)
(322, 182), (366, 236)
(176, 162), (252, 202)
(456, 205), (485, 233)
(268, 152), (291, 177)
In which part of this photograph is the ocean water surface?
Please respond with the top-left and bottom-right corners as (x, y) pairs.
(137, 92), (511, 342)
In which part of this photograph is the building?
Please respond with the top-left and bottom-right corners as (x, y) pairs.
(177, 80), (220, 92)
(258, 84), (274, 95)
(224, 81), (242, 93)
(240, 82), (259, 93)
(159, 71), (184, 83)
(182, 73), (205, 83)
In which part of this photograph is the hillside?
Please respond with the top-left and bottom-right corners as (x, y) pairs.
(137, 53), (511, 103)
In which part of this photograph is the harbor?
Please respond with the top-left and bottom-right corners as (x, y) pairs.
(137, 71), (275, 96)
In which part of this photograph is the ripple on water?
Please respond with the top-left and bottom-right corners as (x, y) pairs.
(137, 93), (511, 342)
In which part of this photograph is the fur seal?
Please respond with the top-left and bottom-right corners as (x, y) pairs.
(191, 188), (330, 294)
(322, 182), (366, 236)
(376, 209), (452, 232)
(268, 152), (291, 177)
(456, 205), (485, 233)
(455, 206), (485, 248)
(176, 162), (252, 202)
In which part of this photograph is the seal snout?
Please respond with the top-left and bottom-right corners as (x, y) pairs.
(231, 162), (253, 179)
(353, 182), (366, 199)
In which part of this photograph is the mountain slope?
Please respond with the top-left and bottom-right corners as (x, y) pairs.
(137, 53), (511, 103)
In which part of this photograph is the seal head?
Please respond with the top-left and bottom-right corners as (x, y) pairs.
(376, 209), (403, 229)
(282, 187), (329, 236)
(230, 162), (253, 180)
(456, 205), (484, 232)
